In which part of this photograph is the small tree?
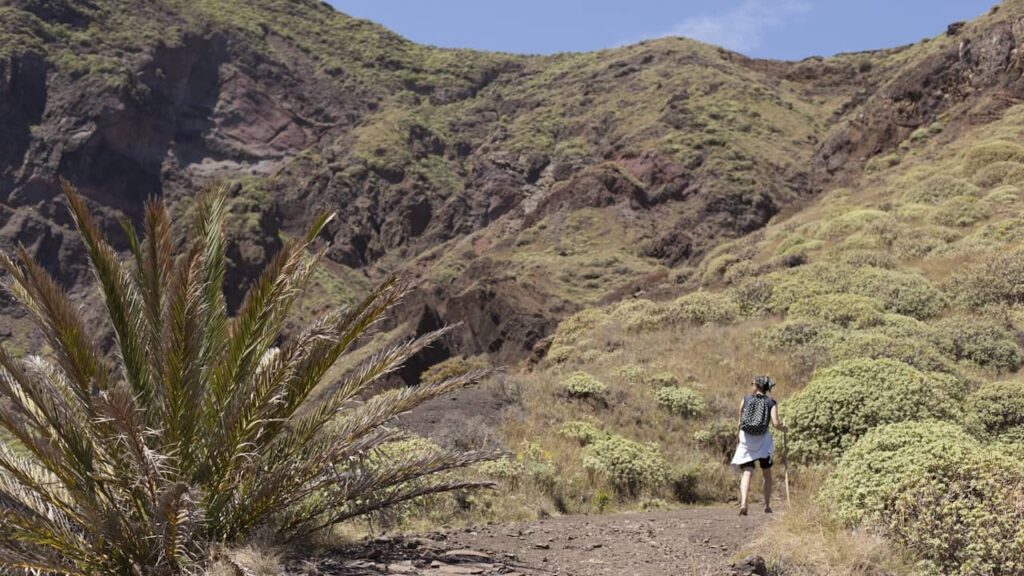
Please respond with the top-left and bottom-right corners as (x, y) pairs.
(0, 183), (494, 574)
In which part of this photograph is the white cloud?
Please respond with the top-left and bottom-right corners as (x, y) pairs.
(660, 0), (811, 54)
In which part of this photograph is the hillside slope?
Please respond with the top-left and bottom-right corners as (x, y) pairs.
(2, 0), (990, 371)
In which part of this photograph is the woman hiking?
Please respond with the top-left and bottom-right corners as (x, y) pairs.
(731, 375), (787, 516)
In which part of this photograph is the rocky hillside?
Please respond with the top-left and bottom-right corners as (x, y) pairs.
(0, 0), (1018, 378)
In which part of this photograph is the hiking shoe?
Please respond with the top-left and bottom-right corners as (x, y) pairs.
(739, 506), (748, 516)
(764, 506), (773, 514)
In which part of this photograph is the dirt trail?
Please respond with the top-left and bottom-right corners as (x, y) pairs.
(317, 506), (772, 576)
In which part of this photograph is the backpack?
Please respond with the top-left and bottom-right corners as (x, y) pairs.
(740, 394), (772, 435)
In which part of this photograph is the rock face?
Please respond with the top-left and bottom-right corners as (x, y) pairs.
(1, 0), (1022, 367)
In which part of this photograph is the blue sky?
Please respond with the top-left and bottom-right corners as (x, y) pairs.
(328, 0), (999, 60)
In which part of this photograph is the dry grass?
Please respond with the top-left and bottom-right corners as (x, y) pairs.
(749, 468), (916, 576)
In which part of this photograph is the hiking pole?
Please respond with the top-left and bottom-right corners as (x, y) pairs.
(783, 429), (791, 506)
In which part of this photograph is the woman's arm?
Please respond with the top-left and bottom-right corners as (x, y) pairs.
(771, 404), (788, 432)
(737, 397), (746, 428)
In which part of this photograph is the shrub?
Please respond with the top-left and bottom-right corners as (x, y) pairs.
(888, 449), (1024, 576)
(421, 356), (489, 385)
(973, 216), (1024, 244)
(829, 331), (956, 374)
(934, 317), (1022, 372)
(647, 371), (680, 388)
(730, 277), (775, 316)
(949, 248), (1024, 308)
(655, 386), (706, 417)
(0, 186), (494, 574)
(971, 160), (1024, 188)
(609, 298), (667, 331)
(929, 195), (991, 228)
(668, 465), (702, 503)
(559, 420), (606, 445)
(787, 293), (885, 328)
(756, 319), (833, 351)
(820, 421), (980, 526)
(984, 184), (1021, 204)
(582, 434), (669, 496)
(668, 291), (741, 325)
(816, 209), (894, 240)
(694, 419), (738, 461)
(844, 266), (947, 318)
(553, 308), (610, 345)
(786, 359), (965, 462)
(964, 381), (1024, 442)
(562, 371), (608, 399)
(614, 364), (648, 385)
(962, 140), (1024, 176)
(903, 175), (980, 204)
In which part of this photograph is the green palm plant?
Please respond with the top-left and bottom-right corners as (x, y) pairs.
(0, 183), (495, 575)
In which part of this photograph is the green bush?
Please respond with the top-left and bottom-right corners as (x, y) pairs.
(756, 319), (833, 351)
(904, 175), (980, 205)
(786, 359), (965, 462)
(655, 386), (706, 417)
(963, 381), (1024, 443)
(647, 371), (681, 388)
(582, 434), (669, 496)
(559, 420), (606, 445)
(553, 308), (610, 345)
(667, 464), (702, 503)
(420, 356), (489, 384)
(887, 449), (1024, 576)
(828, 331), (956, 374)
(934, 317), (1022, 372)
(562, 371), (608, 400)
(971, 160), (1024, 188)
(668, 291), (741, 325)
(614, 364), (648, 385)
(962, 140), (1024, 176)
(949, 248), (1024, 308)
(609, 299), (668, 331)
(929, 195), (991, 228)
(820, 421), (980, 526)
(760, 263), (946, 319)
(816, 209), (894, 240)
(984, 184), (1021, 204)
(730, 277), (775, 316)
(844, 266), (948, 318)
(694, 419), (738, 461)
(787, 293), (885, 328)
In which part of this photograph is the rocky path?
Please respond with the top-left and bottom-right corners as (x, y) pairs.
(309, 506), (772, 576)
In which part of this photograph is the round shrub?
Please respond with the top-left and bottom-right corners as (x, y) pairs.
(844, 266), (948, 319)
(934, 317), (1022, 372)
(609, 299), (667, 332)
(816, 209), (895, 240)
(787, 293), (885, 328)
(582, 434), (669, 496)
(553, 308), (610, 345)
(757, 319), (833, 351)
(668, 291), (741, 326)
(820, 421), (980, 526)
(647, 371), (680, 388)
(786, 359), (966, 462)
(730, 277), (775, 316)
(694, 418), (738, 461)
(904, 175), (980, 205)
(614, 364), (648, 385)
(950, 248), (1024, 308)
(971, 160), (1024, 188)
(559, 420), (606, 445)
(973, 216), (1024, 244)
(962, 140), (1024, 176)
(562, 371), (607, 400)
(655, 386), (706, 418)
(420, 356), (488, 385)
(887, 449), (1024, 576)
(963, 381), (1024, 443)
(828, 331), (956, 374)
(929, 195), (991, 228)
(984, 184), (1021, 204)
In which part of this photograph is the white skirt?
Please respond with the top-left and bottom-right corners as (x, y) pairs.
(731, 430), (774, 467)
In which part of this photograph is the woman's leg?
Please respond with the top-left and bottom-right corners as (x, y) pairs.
(739, 468), (752, 512)
(763, 467), (774, 511)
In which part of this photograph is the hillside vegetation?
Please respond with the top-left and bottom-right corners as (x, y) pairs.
(3, 0), (1024, 574)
